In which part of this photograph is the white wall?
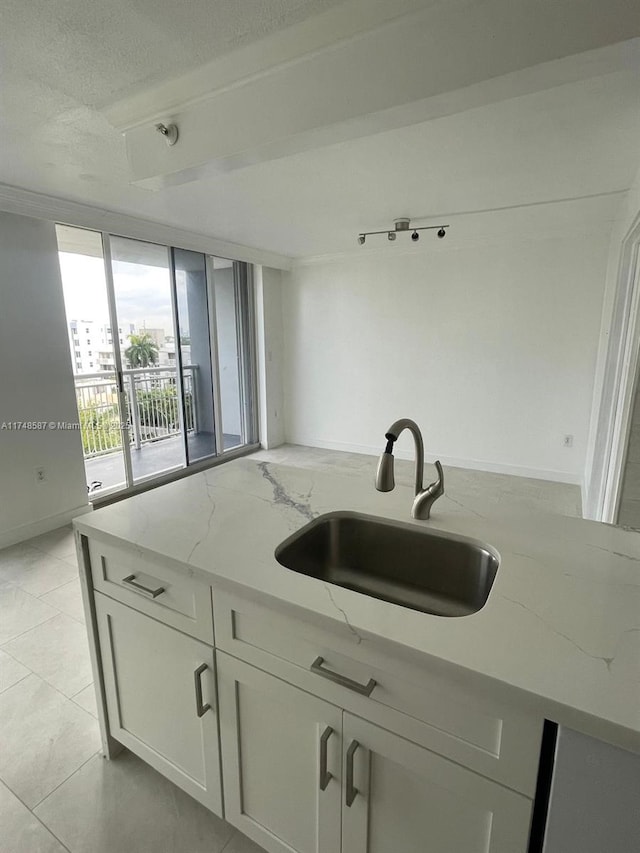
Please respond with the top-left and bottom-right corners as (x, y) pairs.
(282, 232), (610, 483)
(0, 212), (88, 546)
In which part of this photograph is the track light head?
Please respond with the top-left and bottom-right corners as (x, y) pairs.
(437, 228), (446, 239)
(358, 234), (365, 245)
(388, 231), (396, 241)
(411, 231), (419, 242)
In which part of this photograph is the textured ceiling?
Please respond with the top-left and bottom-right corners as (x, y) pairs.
(1, 0), (344, 105)
(0, 1), (639, 258)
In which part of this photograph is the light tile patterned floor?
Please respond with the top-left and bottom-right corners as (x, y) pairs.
(0, 525), (264, 853)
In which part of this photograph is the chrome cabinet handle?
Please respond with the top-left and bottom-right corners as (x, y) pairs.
(121, 574), (165, 599)
(345, 740), (359, 807)
(310, 657), (377, 697)
(194, 663), (211, 717)
(319, 726), (333, 791)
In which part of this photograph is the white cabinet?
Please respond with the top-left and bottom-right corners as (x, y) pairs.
(341, 713), (532, 853)
(217, 652), (342, 853)
(80, 532), (541, 853)
(217, 651), (533, 853)
(95, 592), (222, 815)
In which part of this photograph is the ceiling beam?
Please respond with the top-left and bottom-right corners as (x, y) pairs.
(107, 0), (640, 190)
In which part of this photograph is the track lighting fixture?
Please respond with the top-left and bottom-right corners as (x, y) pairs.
(357, 217), (449, 245)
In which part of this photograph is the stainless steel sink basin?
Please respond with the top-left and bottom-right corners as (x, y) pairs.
(275, 511), (499, 617)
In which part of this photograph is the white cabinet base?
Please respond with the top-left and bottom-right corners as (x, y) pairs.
(218, 652), (534, 853)
(95, 593), (222, 816)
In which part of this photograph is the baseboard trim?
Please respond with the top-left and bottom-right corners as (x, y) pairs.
(0, 504), (91, 550)
(286, 438), (582, 485)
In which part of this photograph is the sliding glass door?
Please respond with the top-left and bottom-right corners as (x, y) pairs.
(57, 226), (257, 498)
(108, 235), (185, 484)
(57, 226), (129, 495)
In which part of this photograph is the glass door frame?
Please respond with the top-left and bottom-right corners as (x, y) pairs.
(205, 253), (224, 456)
(234, 262), (259, 446)
(101, 232), (135, 489)
(167, 245), (190, 470)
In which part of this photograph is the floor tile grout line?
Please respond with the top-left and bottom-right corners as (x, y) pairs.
(0, 548), (78, 574)
(36, 575), (82, 601)
(0, 563), (80, 600)
(219, 830), (240, 853)
(31, 810), (74, 853)
(32, 748), (102, 813)
(0, 776), (74, 853)
(30, 543), (77, 560)
(0, 669), (31, 696)
(70, 681), (95, 701)
(0, 611), (61, 648)
(2, 661), (94, 705)
(0, 646), (95, 708)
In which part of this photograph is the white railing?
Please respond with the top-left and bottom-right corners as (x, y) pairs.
(74, 366), (198, 458)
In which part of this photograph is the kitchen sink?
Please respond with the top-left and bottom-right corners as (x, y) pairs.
(275, 511), (499, 617)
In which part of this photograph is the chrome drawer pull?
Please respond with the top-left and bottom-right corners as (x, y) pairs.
(345, 740), (359, 807)
(310, 656), (376, 697)
(121, 574), (165, 599)
(194, 663), (211, 717)
(319, 726), (333, 791)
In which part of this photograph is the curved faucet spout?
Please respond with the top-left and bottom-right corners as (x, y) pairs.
(375, 418), (444, 520)
(383, 418), (424, 496)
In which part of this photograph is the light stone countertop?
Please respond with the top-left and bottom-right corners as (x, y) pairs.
(75, 449), (640, 753)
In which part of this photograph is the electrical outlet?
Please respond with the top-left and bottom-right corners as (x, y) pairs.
(35, 467), (46, 483)
(563, 435), (574, 448)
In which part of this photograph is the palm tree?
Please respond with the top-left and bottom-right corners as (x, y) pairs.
(124, 332), (159, 368)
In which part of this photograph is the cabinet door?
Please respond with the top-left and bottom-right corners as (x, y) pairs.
(217, 651), (342, 853)
(341, 714), (532, 853)
(95, 593), (222, 815)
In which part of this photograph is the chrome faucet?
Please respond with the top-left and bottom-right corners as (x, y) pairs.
(375, 418), (444, 520)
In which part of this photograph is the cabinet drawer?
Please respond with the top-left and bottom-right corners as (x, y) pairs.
(215, 590), (543, 797)
(87, 537), (213, 642)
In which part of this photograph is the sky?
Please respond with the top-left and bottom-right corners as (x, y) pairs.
(58, 252), (180, 340)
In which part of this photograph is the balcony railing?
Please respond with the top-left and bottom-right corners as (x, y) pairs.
(73, 366), (198, 458)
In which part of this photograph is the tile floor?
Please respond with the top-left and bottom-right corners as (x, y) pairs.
(0, 525), (264, 853)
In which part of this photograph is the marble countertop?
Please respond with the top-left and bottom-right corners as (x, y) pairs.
(75, 451), (640, 752)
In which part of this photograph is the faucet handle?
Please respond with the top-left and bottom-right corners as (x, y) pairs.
(431, 460), (444, 495)
(411, 460), (444, 520)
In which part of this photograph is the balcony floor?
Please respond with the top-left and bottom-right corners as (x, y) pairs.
(85, 431), (242, 494)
